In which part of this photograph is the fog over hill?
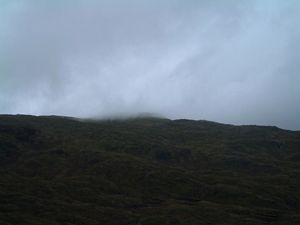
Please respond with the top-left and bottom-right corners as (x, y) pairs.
(0, 0), (300, 129)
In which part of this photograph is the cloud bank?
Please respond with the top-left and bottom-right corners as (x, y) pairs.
(0, 0), (300, 129)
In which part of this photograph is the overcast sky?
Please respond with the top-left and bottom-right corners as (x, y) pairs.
(0, 0), (300, 130)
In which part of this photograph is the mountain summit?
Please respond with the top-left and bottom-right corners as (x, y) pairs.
(0, 115), (300, 225)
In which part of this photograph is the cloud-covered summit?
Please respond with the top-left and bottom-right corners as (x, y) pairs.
(0, 0), (300, 129)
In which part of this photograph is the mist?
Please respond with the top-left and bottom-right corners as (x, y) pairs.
(0, 0), (300, 130)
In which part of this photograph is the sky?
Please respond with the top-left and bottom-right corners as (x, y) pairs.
(0, 0), (300, 130)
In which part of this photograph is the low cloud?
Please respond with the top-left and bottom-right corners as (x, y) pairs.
(0, 0), (300, 129)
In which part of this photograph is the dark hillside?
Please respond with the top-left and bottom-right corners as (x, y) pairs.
(0, 115), (300, 225)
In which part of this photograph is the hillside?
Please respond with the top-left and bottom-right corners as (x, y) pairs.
(0, 114), (300, 225)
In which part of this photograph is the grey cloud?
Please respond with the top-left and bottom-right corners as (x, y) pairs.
(0, 0), (300, 130)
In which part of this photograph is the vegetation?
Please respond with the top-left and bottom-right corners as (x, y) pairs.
(0, 114), (300, 225)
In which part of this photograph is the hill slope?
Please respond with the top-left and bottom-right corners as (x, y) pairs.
(0, 115), (300, 225)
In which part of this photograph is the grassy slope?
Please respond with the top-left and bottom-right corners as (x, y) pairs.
(0, 115), (300, 225)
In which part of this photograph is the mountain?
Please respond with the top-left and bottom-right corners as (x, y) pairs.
(0, 114), (300, 225)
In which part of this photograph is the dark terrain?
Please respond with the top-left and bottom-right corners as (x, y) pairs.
(0, 114), (300, 225)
